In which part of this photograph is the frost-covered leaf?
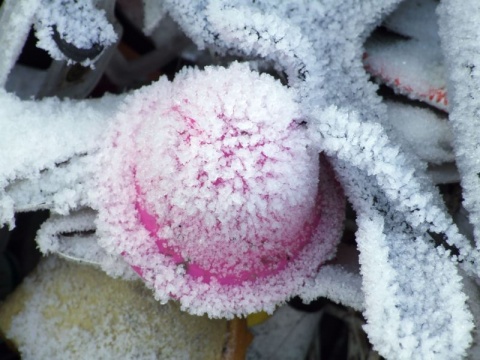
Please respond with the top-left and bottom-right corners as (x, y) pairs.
(438, 0), (480, 249)
(36, 209), (136, 279)
(0, 90), (122, 226)
(384, 101), (454, 164)
(7, 155), (93, 214)
(298, 262), (364, 312)
(357, 212), (473, 360)
(364, 36), (447, 111)
(311, 106), (477, 271)
(364, 0), (447, 111)
(0, 256), (228, 359)
(311, 103), (477, 358)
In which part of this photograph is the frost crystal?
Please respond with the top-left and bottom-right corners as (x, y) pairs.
(0, 0), (41, 86)
(0, 257), (228, 360)
(95, 63), (345, 317)
(438, 0), (480, 248)
(34, 0), (117, 65)
(2, 0), (480, 359)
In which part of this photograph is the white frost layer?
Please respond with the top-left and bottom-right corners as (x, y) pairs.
(298, 264), (364, 312)
(364, 37), (447, 111)
(385, 101), (454, 164)
(0, 90), (122, 226)
(462, 273), (480, 359)
(36, 209), (136, 279)
(357, 212), (473, 360)
(312, 103), (477, 359)
(164, 0), (317, 100)
(312, 106), (476, 270)
(34, 0), (117, 65)
(6, 155), (94, 214)
(438, 0), (480, 249)
(164, 0), (400, 111)
(3, 256), (227, 360)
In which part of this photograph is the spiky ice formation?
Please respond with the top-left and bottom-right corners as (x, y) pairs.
(95, 62), (345, 317)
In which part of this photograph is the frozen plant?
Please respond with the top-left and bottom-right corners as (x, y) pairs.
(1, 0), (480, 359)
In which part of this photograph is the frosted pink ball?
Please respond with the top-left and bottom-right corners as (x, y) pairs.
(97, 63), (345, 316)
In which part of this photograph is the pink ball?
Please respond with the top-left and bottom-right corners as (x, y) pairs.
(96, 63), (345, 316)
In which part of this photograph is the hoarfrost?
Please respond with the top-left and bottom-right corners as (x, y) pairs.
(36, 209), (136, 279)
(358, 212), (472, 359)
(1, 0), (480, 359)
(298, 262), (364, 312)
(34, 0), (117, 65)
(0, 256), (227, 360)
(0, 90), (122, 226)
(438, 0), (480, 249)
(364, 0), (447, 111)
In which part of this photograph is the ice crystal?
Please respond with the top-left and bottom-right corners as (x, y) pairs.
(1, 0), (480, 359)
